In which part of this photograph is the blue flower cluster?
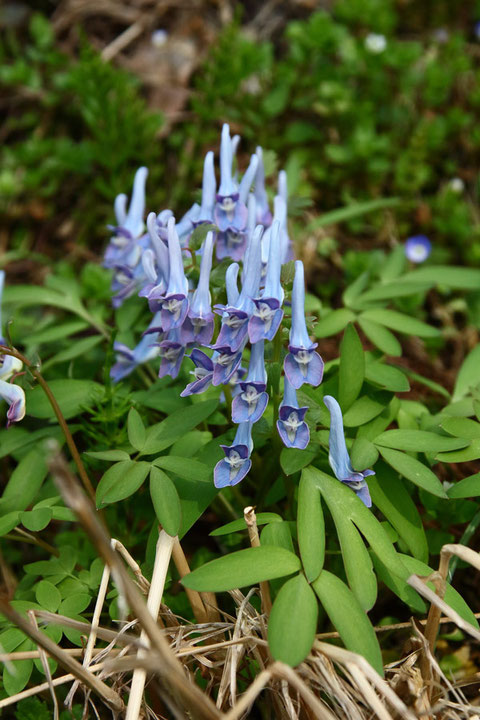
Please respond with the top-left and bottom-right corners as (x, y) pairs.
(105, 125), (373, 503)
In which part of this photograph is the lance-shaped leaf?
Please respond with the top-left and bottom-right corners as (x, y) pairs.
(181, 546), (301, 592)
(377, 446), (447, 498)
(338, 323), (364, 411)
(312, 570), (383, 676)
(297, 472), (325, 582)
(268, 574), (318, 667)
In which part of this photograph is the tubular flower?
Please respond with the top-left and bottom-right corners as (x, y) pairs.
(158, 328), (185, 379)
(254, 146), (272, 226)
(111, 313), (162, 382)
(104, 167), (149, 307)
(284, 261), (324, 389)
(213, 225), (263, 352)
(194, 152), (217, 226)
(323, 395), (374, 507)
(181, 231), (215, 345)
(249, 220), (284, 343)
(215, 124), (258, 260)
(211, 345), (244, 387)
(0, 272), (26, 426)
(148, 217), (189, 330)
(232, 340), (268, 423)
(214, 421), (253, 488)
(180, 349), (214, 397)
(276, 377), (309, 449)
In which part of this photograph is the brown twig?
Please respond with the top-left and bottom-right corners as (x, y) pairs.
(172, 537), (209, 624)
(244, 506), (272, 615)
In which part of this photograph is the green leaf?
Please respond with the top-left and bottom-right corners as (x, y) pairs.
(26, 379), (103, 420)
(308, 197), (400, 230)
(153, 455), (211, 482)
(297, 473), (324, 582)
(261, 521), (294, 552)
(343, 395), (386, 427)
(21, 508), (53, 532)
(403, 265), (480, 290)
(357, 318), (402, 356)
(379, 245), (408, 282)
(1, 448), (48, 513)
(0, 511), (20, 536)
(342, 272), (370, 309)
(35, 580), (61, 613)
(371, 553), (426, 613)
(280, 447), (317, 476)
(447, 473), (480, 498)
(368, 465), (429, 562)
(3, 654), (33, 696)
(96, 460), (150, 508)
(150, 467), (181, 537)
(141, 400), (218, 455)
(374, 430), (468, 453)
(181, 546), (302, 592)
(377, 447), (447, 498)
(312, 570), (383, 676)
(268, 574), (318, 667)
(28, 320), (89, 345)
(43, 335), (102, 370)
(58, 594), (91, 616)
(314, 309), (356, 338)
(357, 282), (430, 304)
(403, 369), (450, 399)
(435, 440), (480, 463)
(127, 407), (146, 451)
(365, 363), (410, 392)
(339, 324), (364, 411)
(441, 417), (480, 439)
(453, 346), (480, 401)
(85, 450), (131, 461)
(210, 513), (283, 537)
(359, 309), (440, 338)
(350, 437), (379, 470)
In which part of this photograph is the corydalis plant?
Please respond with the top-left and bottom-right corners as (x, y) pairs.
(105, 125), (330, 490)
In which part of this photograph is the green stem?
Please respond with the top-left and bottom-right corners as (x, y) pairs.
(0, 345), (96, 504)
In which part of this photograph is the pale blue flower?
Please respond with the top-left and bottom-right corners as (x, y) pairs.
(277, 377), (309, 449)
(180, 349), (214, 396)
(284, 261), (324, 389)
(254, 147), (272, 226)
(405, 235), (431, 264)
(181, 231), (215, 345)
(158, 328), (185, 379)
(214, 421), (253, 488)
(249, 220), (284, 343)
(148, 217), (189, 330)
(323, 395), (374, 507)
(232, 340), (268, 423)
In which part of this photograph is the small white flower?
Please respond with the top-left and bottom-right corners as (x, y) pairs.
(364, 33), (387, 54)
(448, 177), (465, 193)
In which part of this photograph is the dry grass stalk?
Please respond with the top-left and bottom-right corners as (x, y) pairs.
(112, 537), (151, 594)
(28, 610), (59, 720)
(172, 537), (209, 624)
(244, 506), (272, 615)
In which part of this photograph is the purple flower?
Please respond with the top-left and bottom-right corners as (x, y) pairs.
(181, 231), (215, 345)
(254, 147), (272, 227)
(0, 272), (26, 426)
(148, 217), (189, 330)
(232, 341), (268, 423)
(214, 421), (253, 488)
(194, 152), (217, 226)
(211, 345), (244, 387)
(284, 261), (324, 389)
(249, 220), (284, 343)
(214, 124), (258, 260)
(213, 225), (263, 352)
(158, 328), (185, 379)
(276, 377), (310, 449)
(180, 349), (214, 396)
(405, 235), (432, 264)
(323, 395), (374, 507)
(111, 316), (161, 382)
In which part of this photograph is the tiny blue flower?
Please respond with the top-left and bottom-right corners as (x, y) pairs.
(284, 261), (324, 389)
(232, 340), (268, 423)
(323, 395), (374, 507)
(214, 421), (253, 488)
(405, 235), (432, 264)
(276, 377), (310, 449)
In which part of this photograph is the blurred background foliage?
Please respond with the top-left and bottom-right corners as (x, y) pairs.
(2, 0), (480, 272)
